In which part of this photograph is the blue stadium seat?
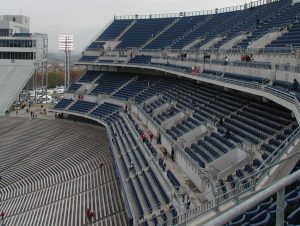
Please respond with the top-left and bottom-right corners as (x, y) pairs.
(249, 210), (270, 226)
(287, 207), (300, 225)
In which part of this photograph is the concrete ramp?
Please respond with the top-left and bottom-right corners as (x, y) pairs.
(0, 62), (35, 115)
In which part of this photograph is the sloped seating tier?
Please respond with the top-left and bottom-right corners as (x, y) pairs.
(97, 19), (134, 41)
(86, 41), (105, 50)
(108, 115), (173, 223)
(233, 0), (294, 49)
(67, 83), (82, 93)
(79, 55), (98, 62)
(266, 4), (300, 48)
(78, 71), (100, 83)
(91, 73), (134, 95)
(82, 0), (300, 51)
(90, 102), (122, 119)
(113, 75), (162, 100)
(69, 100), (96, 113)
(167, 170), (180, 190)
(53, 98), (73, 110)
(145, 15), (208, 50)
(129, 55), (152, 64)
(116, 18), (175, 49)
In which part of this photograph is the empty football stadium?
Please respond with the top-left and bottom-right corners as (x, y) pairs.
(1, 0), (300, 225)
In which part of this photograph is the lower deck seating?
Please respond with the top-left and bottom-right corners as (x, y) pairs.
(0, 118), (127, 226)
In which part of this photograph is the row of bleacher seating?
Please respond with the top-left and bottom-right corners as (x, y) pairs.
(91, 73), (134, 95)
(90, 102), (121, 120)
(129, 55), (152, 64)
(79, 55), (98, 62)
(106, 113), (176, 224)
(69, 100), (96, 113)
(53, 98), (73, 110)
(86, 41), (105, 50)
(79, 71), (100, 83)
(0, 118), (127, 226)
(67, 83), (82, 93)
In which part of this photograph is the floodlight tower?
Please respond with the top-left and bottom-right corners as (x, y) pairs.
(59, 34), (73, 89)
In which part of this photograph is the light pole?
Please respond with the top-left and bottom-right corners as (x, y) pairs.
(59, 34), (73, 90)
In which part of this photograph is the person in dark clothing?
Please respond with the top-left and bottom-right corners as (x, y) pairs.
(157, 132), (161, 144)
(0, 211), (4, 221)
(171, 148), (175, 161)
(86, 208), (90, 219)
(292, 79), (299, 92)
(219, 117), (224, 126)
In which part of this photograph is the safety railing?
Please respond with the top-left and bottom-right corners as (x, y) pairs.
(114, 0), (279, 20)
(199, 73), (263, 90)
(256, 126), (300, 177)
(155, 149), (300, 226)
(263, 86), (295, 104)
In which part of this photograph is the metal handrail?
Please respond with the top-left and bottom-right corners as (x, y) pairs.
(155, 150), (300, 226)
(113, 0), (278, 20)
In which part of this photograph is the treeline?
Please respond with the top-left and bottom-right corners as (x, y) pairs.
(26, 69), (83, 89)
(47, 70), (82, 88)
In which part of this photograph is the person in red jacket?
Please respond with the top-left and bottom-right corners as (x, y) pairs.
(149, 132), (154, 142)
(0, 211), (5, 221)
(141, 132), (146, 143)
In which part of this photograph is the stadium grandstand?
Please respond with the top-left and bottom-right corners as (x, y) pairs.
(1, 0), (300, 225)
(0, 15), (47, 115)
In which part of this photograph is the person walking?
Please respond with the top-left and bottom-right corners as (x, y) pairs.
(171, 148), (175, 161)
(149, 132), (154, 142)
(0, 211), (5, 222)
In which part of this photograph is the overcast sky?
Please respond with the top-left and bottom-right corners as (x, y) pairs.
(1, 0), (251, 53)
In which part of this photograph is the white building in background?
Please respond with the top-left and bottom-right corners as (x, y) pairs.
(0, 15), (48, 115)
